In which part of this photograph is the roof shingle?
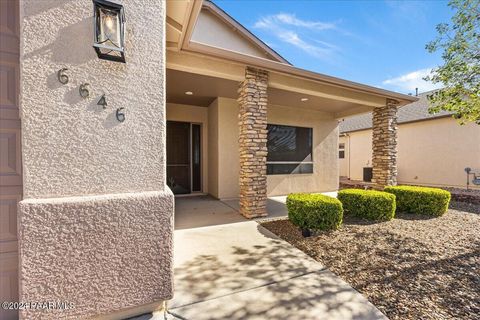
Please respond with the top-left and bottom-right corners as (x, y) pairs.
(339, 90), (452, 133)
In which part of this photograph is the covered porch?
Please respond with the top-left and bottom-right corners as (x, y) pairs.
(166, 49), (412, 219)
(165, 0), (415, 220)
(174, 195), (286, 230)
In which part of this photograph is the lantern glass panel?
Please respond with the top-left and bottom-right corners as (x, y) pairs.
(97, 7), (121, 48)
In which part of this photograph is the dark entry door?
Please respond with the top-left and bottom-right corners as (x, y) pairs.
(167, 121), (191, 194)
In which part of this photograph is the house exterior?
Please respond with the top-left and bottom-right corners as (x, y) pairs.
(165, 0), (416, 205)
(0, 0), (416, 319)
(339, 91), (480, 189)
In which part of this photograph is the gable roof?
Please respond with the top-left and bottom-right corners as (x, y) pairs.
(191, 0), (291, 64)
(339, 90), (452, 133)
(166, 0), (418, 107)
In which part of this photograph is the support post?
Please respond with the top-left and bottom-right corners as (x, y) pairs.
(372, 99), (399, 189)
(238, 67), (269, 218)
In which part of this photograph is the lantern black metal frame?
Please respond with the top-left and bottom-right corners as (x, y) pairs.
(93, 0), (126, 63)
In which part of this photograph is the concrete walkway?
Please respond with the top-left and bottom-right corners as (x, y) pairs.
(131, 196), (386, 320)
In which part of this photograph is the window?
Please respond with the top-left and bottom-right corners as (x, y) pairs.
(267, 124), (313, 175)
(339, 143), (345, 159)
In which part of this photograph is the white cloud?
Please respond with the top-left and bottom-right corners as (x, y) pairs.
(274, 13), (336, 30)
(254, 13), (339, 61)
(277, 31), (333, 58)
(385, 0), (428, 24)
(382, 68), (442, 93)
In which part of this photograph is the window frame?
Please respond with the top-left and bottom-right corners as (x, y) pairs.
(339, 143), (345, 159)
(266, 123), (314, 175)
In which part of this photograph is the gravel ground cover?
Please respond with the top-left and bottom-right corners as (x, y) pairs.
(260, 201), (480, 320)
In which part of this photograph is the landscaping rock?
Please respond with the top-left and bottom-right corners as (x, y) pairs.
(261, 202), (480, 320)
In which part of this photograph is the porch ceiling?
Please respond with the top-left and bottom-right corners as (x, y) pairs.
(167, 69), (369, 114)
(167, 69), (238, 107)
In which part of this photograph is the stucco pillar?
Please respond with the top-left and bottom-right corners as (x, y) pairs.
(18, 1), (173, 319)
(238, 67), (269, 218)
(372, 99), (399, 189)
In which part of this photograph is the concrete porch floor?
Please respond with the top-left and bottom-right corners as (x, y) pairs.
(174, 195), (290, 230)
(174, 193), (338, 230)
(130, 195), (386, 320)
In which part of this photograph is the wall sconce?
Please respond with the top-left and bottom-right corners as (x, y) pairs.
(93, 0), (126, 63)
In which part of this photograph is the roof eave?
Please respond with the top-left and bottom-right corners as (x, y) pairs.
(340, 114), (453, 134)
(184, 42), (418, 105)
(179, 0), (418, 106)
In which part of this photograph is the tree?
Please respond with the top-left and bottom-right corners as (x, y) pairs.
(425, 0), (480, 124)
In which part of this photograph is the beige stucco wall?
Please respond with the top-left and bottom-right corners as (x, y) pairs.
(397, 118), (480, 188)
(217, 98), (241, 199)
(166, 103), (209, 193)
(339, 131), (372, 180)
(208, 98), (339, 199)
(205, 97), (241, 199)
(341, 117), (480, 189)
(19, 1), (173, 319)
(191, 8), (273, 61)
(207, 99), (219, 198)
(19, 191), (173, 320)
(21, 1), (167, 198)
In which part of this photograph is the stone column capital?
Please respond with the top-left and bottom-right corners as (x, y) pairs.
(386, 98), (400, 107)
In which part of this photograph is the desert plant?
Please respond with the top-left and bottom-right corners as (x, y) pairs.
(338, 189), (396, 221)
(384, 185), (451, 216)
(286, 193), (343, 232)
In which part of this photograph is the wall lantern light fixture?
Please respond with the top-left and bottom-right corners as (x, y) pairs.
(93, 0), (126, 63)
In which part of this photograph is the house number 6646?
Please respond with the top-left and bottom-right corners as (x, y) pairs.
(116, 108), (125, 122)
(97, 94), (125, 123)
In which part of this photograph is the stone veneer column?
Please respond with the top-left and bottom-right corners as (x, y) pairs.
(238, 67), (269, 218)
(372, 99), (399, 189)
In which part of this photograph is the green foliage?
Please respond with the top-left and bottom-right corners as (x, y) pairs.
(425, 0), (480, 124)
(384, 186), (451, 216)
(337, 189), (396, 221)
(286, 193), (343, 231)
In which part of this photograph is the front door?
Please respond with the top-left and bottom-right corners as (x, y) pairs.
(167, 121), (201, 194)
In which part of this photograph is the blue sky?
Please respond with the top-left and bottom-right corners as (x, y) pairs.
(214, 0), (453, 94)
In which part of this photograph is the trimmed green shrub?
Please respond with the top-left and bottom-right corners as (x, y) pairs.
(384, 185), (451, 216)
(286, 193), (343, 231)
(337, 189), (396, 221)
